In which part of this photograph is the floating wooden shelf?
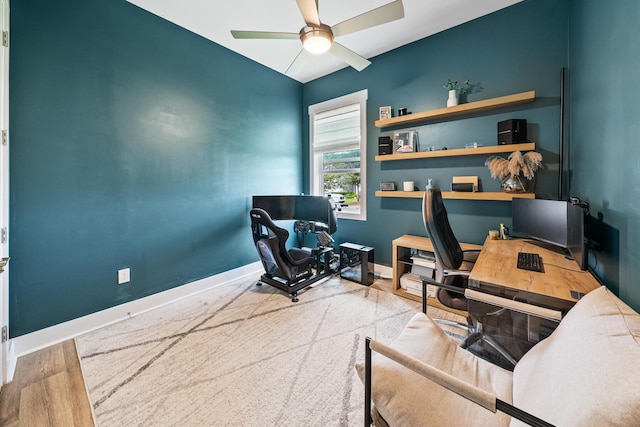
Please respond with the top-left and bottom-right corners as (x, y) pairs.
(374, 90), (538, 202)
(375, 142), (536, 162)
(375, 191), (536, 201)
(374, 90), (536, 128)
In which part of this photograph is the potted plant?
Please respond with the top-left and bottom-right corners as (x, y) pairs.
(485, 150), (543, 193)
(442, 79), (470, 107)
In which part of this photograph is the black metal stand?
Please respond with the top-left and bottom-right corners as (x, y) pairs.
(258, 246), (337, 302)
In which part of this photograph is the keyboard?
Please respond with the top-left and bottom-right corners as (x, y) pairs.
(517, 252), (543, 272)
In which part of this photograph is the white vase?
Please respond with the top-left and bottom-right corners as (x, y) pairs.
(447, 89), (458, 107)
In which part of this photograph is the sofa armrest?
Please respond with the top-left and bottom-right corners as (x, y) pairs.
(364, 337), (553, 427)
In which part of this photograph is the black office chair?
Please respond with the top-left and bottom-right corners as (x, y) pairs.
(422, 188), (517, 367)
(250, 208), (318, 302)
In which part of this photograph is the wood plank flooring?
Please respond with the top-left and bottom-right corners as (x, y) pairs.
(0, 340), (94, 427)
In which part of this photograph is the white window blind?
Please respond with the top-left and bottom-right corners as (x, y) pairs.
(308, 89), (367, 221)
(313, 104), (360, 152)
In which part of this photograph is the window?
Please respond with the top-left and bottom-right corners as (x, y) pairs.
(309, 89), (367, 220)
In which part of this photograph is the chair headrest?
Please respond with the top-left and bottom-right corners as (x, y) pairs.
(250, 208), (288, 240)
(422, 188), (464, 270)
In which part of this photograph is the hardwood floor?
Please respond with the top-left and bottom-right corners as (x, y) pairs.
(0, 340), (94, 427)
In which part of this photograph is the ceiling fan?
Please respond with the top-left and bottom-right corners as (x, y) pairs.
(231, 0), (405, 75)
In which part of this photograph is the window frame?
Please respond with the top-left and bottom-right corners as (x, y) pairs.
(308, 89), (368, 221)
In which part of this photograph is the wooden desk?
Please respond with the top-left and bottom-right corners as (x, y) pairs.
(469, 238), (601, 313)
(392, 235), (601, 317)
(466, 238), (601, 355)
(391, 235), (601, 359)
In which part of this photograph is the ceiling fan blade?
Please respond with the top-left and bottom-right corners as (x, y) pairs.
(332, 0), (405, 37)
(286, 49), (311, 75)
(296, 0), (321, 26)
(231, 30), (299, 40)
(329, 42), (371, 72)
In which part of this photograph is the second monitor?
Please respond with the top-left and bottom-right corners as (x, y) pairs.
(252, 195), (337, 235)
(511, 198), (587, 270)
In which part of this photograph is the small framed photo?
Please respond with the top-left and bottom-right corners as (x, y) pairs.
(394, 130), (419, 153)
(379, 106), (391, 120)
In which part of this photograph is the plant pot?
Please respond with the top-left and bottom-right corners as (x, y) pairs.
(501, 175), (528, 193)
(447, 89), (458, 107)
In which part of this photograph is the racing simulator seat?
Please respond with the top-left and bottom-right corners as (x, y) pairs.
(249, 195), (338, 301)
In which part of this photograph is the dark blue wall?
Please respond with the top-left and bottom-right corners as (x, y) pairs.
(9, 0), (302, 336)
(304, 0), (568, 267)
(568, 0), (640, 310)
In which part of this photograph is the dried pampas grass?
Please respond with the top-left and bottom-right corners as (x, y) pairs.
(485, 151), (543, 180)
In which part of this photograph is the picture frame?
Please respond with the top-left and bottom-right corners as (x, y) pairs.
(394, 130), (419, 153)
(379, 106), (391, 120)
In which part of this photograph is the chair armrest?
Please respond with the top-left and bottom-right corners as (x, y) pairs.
(420, 269), (471, 282)
(462, 249), (481, 263)
(443, 269), (471, 277)
(364, 337), (554, 427)
(421, 275), (467, 313)
(422, 275), (467, 294)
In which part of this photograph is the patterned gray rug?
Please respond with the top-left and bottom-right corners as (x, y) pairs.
(76, 275), (438, 426)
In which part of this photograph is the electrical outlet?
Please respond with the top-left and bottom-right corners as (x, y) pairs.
(118, 268), (130, 285)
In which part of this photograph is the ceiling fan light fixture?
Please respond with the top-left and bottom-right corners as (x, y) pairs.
(300, 24), (333, 54)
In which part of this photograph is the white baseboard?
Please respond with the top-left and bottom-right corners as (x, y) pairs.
(374, 263), (393, 279)
(5, 339), (15, 383)
(8, 262), (263, 370)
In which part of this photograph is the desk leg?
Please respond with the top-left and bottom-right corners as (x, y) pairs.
(527, 315), (541, 342)
(392, 242), (399, 293)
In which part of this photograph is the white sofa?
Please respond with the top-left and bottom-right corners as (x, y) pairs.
(358, 286), (640, 426)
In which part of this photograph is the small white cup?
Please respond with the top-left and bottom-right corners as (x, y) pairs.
(403, 181), (415, 191)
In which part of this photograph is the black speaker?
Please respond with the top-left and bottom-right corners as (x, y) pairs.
(451, 183), (475, 192)
(497, 119), (527, 145)
(378, 136), (392, 155)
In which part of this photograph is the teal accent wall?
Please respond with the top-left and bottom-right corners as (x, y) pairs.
(9, 0), (640, 336)
(9, 0), (302, 336)
(568, 0), (640, 310)
(303, 0), (569, 268)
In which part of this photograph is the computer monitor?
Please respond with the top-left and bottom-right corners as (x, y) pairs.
(252, 195), (296, 221)
(512, 199), (568, 248)
(511, 198), (587, 270)
(252, 195), (337, 234)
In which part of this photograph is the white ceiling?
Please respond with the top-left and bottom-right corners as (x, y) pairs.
(126, 0), (522, 83)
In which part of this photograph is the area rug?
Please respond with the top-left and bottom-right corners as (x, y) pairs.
(76, 275), (448, 426)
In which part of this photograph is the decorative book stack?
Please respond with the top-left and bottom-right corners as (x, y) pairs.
(400, 253), (436, 297)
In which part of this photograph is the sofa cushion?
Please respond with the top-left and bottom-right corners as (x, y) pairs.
(357, 313), (513, 426)
(512, 286), (640, 426)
